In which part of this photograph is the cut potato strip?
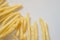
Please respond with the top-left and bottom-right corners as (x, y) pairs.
(0, 12), (17, 23)
(23, 18), (27, 33)
(13, 35), (18, 40)
(0, 2), (8, 8)
(1, 18), (19, 35)
(0, 15), (19, 34)
(23, 34), (27, 40)
(2, 12), (19, 25)
(0, 0), (5, 5)
(16, 29), (19, 37)
(0, 4), (21, 12)
(31, 26), (35, 40)
(20, 26), (24, 40)
(0, 7), (7, 12)
(34, 22), (38, 40)
(39, 18), (46, 40)
(26, 13), (31, 40)
(0, 19), (20, 38)
(0, 4), (23, 16)
(19, 17), (24, 40)
(44, 22), (50, 40)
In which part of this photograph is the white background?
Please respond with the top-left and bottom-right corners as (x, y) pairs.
(7, 0), (60, 40)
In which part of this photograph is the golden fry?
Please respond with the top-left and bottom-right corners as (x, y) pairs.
(31, 26), (35, 40)
(23, 18), (27, 33)
(0, 4), (23, 16)
(0, 0), (5, 5)
(0, 18), (20, 38)
(34, 22), (38, 40)
(0, 15), (19, 34)
(0, 2), (8, 8)
(26, 13), (31, 40)
(39, 18), (46, 40)
(2, 12), (19, 25)
(44, 22), (50, 40)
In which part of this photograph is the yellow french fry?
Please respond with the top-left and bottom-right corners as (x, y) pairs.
(16, 29), (20, 37)
(2, 12), (20, 25)
(0, 18), (20, 38)
(23, 18), (27, 33)
(31, 26), (35, 40)
(13, 35), (18, 40)
(0, 12), (15, 23)
(0, 7), (7, 12)
(39, 18), (46, 40)
(44, 22), (50, 40)
(34, 22), (38, 40)
(0, 14), (20, 34)
(0, 4), (23, 16)
(16, 22), (21, 37)
(23, 34), (27, 40)
(0, 2), (8, 8)
(0, 0), (5, 5)
(26, 13), (31, 40)
(1, 18), (19, 35)
(19, 17), (25, 40)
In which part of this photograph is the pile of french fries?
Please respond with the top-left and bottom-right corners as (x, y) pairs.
(0, 0), (50, 40)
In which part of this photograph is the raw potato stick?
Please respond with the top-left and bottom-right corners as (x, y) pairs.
(39, 18), (46, 40)
(2, 12), (19, 25)
(0, 4), (23, 16)
(0, 15), (19, 34)
(0, 19), (20, 38)
(0, 2), (8, 8)
(34, 22), (38, 40)
(26, 13), (31, 40)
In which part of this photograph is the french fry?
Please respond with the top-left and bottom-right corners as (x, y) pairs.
(0, 18), (20, 38)
(0, 14), (20, 34)
(19, 26), (24, 40)
(1, 18), (19, 35)
(16, 29), (20, 37)
(31, 26), (35, 40)
(34, 22), (38, 40)
(2, 12), (19, 25)
(0, 2), (8, 8)
(26, 13), (31, 40)
(39, 18), (46, 40)
(0, 4), (22, 12)
(0, 0), (5, 5)
(13, 35), (18, 40)
(44, 22), (50, 40)
(19, 16), (24, 40)
(23, 18), (27, 33)
(0, 12), (15, 23)
(0, 4), (23, 16)
(0, 7), (7, 12)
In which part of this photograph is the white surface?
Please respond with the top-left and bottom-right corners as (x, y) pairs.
(7, 0), (60, 40)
